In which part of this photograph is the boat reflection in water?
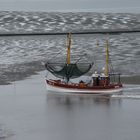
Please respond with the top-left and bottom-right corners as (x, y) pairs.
(47, 90), (123, 106)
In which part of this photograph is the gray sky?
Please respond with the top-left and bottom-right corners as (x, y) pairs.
(0, 0), (140, 13)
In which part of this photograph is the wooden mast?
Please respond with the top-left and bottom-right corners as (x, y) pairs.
(105, 40), (109, 76)
(66, 33), (71, 64)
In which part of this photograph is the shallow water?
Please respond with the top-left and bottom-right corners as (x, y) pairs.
(0, 12), (140, 139)
(0, 12), (140, 84)
(0, 71), (140, 140)
(1, 33), (140, 84)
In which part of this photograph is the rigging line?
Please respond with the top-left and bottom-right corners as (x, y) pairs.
(108, 53), (116, 82)
(47, 51), (62, 62)
(75, 53), (87, 64)
(75, 53), (94, 65)
(93, 55), (97, 72)
(107, 43), (115, 75)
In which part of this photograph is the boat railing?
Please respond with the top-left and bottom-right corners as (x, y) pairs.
(109, 73), (121, 84)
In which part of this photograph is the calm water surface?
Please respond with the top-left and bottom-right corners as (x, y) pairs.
(0, 72), (140, 140)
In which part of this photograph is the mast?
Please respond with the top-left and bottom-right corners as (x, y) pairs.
(66, 33), (71, 64)
(105, 40), (109, 76)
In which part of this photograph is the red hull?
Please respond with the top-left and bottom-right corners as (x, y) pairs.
(46, 79), (123, 92)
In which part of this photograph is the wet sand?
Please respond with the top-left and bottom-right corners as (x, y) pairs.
(0, 71), (140, 140)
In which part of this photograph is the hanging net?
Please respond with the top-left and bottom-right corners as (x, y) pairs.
(45, 62), (93, 80)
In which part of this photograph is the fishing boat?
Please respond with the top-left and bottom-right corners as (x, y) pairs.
(45, 33), (123, 94)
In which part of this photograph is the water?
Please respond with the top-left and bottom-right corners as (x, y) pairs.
(0, 11), (140, 139)
(0, 72), (140, 140)
(0, 12), (140, 84)
(1, 34), (140, 84)
(2, 89), (140, 140)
